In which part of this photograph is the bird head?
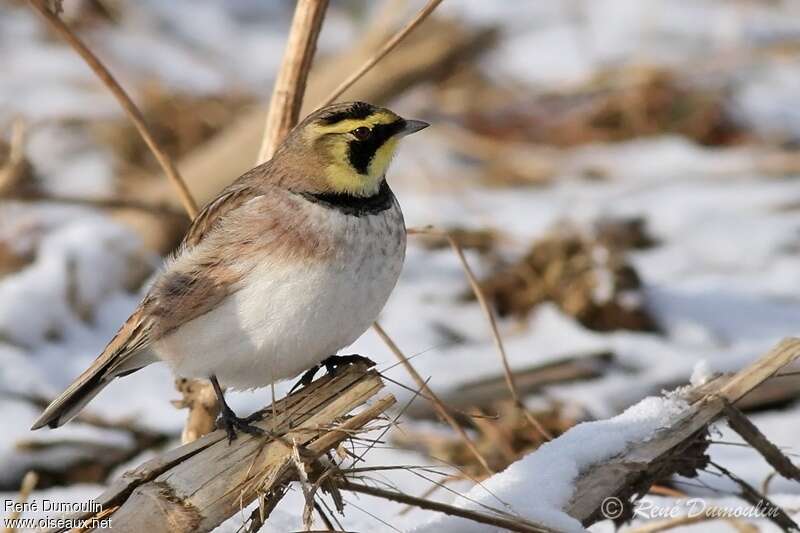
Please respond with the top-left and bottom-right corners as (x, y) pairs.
(280, 102), (428, 196)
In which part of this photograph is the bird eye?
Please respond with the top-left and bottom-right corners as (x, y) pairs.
(351, 126), (371, 141)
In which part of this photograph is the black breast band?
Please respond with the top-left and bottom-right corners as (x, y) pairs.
(301, 180), (395, 217)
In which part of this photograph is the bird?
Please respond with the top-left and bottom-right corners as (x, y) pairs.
(31, 101), (428, 441)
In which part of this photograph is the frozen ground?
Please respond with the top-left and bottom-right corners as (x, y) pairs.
(2, 0), (800, 531)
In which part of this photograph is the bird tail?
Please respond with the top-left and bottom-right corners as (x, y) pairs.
(31, 349), (156, 430)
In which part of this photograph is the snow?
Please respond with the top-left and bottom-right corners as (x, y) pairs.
(0, 208), (151, 349)
(690, 359), (713, 387)
(3, 0), (800, 531)
(412, 395), (690, 533)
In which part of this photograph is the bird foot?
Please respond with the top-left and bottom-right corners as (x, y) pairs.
(323, 353), (375, 375)
(289, 354), (375, 393)
(216, 405), (265, 443)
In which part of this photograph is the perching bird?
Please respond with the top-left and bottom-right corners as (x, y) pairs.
(32, 101), (428, 440)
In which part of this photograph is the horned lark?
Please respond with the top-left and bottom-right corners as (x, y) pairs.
(32, 101), (428, 440)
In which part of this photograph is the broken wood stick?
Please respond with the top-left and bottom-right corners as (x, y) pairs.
(566, 337), (800, 526)
(723, 401), (800, 483)
(172, 377), (220, 445)
(710, 461), (798, 532)
(46, 363), (394, 533)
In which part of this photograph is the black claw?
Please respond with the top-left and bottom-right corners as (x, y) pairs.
(290, 363), (322, 394)
(288, 355), (376, 394)
(243, 409), (266, 424)
(209, 374), (266, 443)
(217, 406), (265, 443)
(323, 353), (376, 377)
(323, 354), (375, 375)
(324, 359), (337, 376)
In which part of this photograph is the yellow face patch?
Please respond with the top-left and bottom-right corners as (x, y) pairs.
(324, 140), (378, 196)
(310, 109), (405, 196)
(368, 137), (398, 179)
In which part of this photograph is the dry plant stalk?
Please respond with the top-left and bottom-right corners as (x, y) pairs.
(2, 471), (38, 533)
(372, 321), (494, 476)
(447, 233), (551, 439)
(173, 380), (215, 444)
(172, 378), (221, 444)
(408, 227), (553, 441)
(318, 0), (445, 107)
(341, 480), (558, 533)
(0, 118), (31, 197)
(26, 0), (198, 218)
(257, 0), (329, 163)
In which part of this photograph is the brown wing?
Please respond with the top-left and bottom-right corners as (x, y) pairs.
(181, 181), (265, 250)
(32, 181), (266, 429)
(92, 186), (261, 363)
(148, 182), (266, 337)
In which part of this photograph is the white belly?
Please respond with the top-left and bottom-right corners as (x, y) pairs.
(153, 207), (405, 389)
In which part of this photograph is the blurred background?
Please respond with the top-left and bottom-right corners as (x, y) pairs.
(2, 0), (800, 531)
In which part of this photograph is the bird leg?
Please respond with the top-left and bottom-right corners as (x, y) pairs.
(210, 375), (265, 443)
(290, 354), (375, 393)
